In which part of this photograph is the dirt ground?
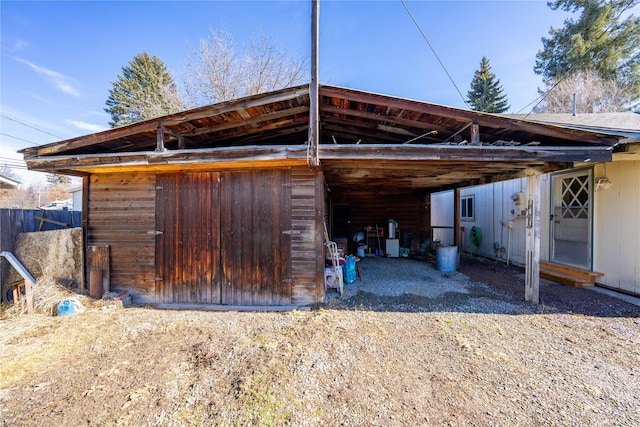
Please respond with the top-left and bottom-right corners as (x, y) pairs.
(1, 256), (639, 426)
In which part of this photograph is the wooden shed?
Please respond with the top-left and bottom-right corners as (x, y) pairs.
(20, 85), (623, 308)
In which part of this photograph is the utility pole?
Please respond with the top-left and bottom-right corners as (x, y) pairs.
(308, 0), (320, 168)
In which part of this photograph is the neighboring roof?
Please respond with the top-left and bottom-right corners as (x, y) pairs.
(40, 199), (72, 210)
(20, 85), (625, 194)
(67, 186), (82, 193)
(508, 112), (640, 144)
(0, 174), (20, 189)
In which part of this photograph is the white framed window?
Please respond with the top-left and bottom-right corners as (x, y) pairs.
(460, 195), (474, 220)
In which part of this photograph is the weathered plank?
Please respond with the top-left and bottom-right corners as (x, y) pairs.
(87, 173), (156, 301)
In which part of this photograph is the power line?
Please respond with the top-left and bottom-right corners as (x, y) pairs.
(0, 113), (63, 139)
(1, 164), (28, 170)
(0, 158), (28, 170)
(518, 1), (637, 116)
(0, 132), (39, 146)
(400, 0), (469, 108)
(0, 156), (26, 163)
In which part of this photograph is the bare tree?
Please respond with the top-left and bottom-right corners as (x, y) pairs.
(0, 164), (20, 182)
(534, 70), (636, 113)
(182, 28), (308, 107)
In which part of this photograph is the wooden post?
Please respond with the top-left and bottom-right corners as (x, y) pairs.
(156, 124), (165, 152)
(525, 171), (541, 304)
(308, 0), (320, 168)
(88, 245), (110, 296)
(453, 187), (461, 248)
(470, 122), (480, 146)
(0, 251), (36, 314)
(81, 175), (89, 289)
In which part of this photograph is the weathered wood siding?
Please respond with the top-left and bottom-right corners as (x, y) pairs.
(329, 190), (426, 251)
(87, 167), (324, 307)
(291, 168), (324, 305)
(220, 170), (292, 306)
(87, 173), (157, 302)
(154, 167), (323, 307)
(156, 173), (221, 304)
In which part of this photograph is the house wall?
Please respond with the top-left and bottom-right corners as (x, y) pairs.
(72, 190), (82, 211)
(431, 160), (640, 296)
(593, 160), (640, 295)
(458, 180), (529, 265)
(86, 167), (324, 306)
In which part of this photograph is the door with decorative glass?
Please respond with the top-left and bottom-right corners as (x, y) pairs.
(550, 169), (592, 269)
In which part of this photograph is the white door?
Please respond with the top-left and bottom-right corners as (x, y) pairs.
(550, 169), (592, 269)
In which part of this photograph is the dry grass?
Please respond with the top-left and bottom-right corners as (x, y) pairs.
(1, 306), (639, 426)
(0, 276), (104, 318)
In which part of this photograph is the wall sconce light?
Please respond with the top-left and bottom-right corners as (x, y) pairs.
(595, 176), (612, 191)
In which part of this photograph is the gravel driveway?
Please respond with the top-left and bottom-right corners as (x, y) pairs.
(327, 255), (640, 317)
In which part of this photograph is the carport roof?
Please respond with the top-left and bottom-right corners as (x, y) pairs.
(20, 84), (623, 193)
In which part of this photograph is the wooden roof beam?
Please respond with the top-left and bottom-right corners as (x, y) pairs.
(318, 144), (612, 163)
(319, 86), (621, 145)
(23, 145), (309, 172)
(20, 85), (310, 158)
(320, 104), (453, 135)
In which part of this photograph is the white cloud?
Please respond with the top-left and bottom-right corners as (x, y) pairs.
(11, 39), (30, 51)
(66, 120), (108, 133)
(16, 58), (82, 97)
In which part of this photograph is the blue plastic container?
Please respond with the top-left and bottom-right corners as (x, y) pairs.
(343, 255), (357, 284)
(57, 299), (76, 316)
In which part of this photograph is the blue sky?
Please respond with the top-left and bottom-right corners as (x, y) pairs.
(1, 0), (593, 184)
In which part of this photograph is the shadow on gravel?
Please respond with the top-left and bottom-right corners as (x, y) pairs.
(322, 256), (640, 318)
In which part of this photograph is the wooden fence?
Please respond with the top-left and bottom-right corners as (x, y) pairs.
(0, 209), (82, 302)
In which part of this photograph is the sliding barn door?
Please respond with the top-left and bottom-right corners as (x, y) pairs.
(156, 170), (292, 306)
(220, 170), (292, 306)
(156, 173), (221, 303)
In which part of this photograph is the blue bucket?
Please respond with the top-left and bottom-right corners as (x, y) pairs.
(436, 245), (458, 272)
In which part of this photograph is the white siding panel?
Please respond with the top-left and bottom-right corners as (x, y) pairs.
(460, 184), (491, 256)
(593, 161), (640, 295)
(430, 190), (454, 245)
(540, 174), (551, 261)
(618, 162), (638, 293)
(499, 179), (528, 266)
(458, 179), (529, 266)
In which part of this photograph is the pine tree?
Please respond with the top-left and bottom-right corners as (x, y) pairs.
(105, 53), (183, 127)
(466, 56), (510, 113)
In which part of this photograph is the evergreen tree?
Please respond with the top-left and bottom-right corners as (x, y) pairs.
(534, 0), (640, 103)
(105, 53), (183, 127)
(466, 56), (510, 113)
